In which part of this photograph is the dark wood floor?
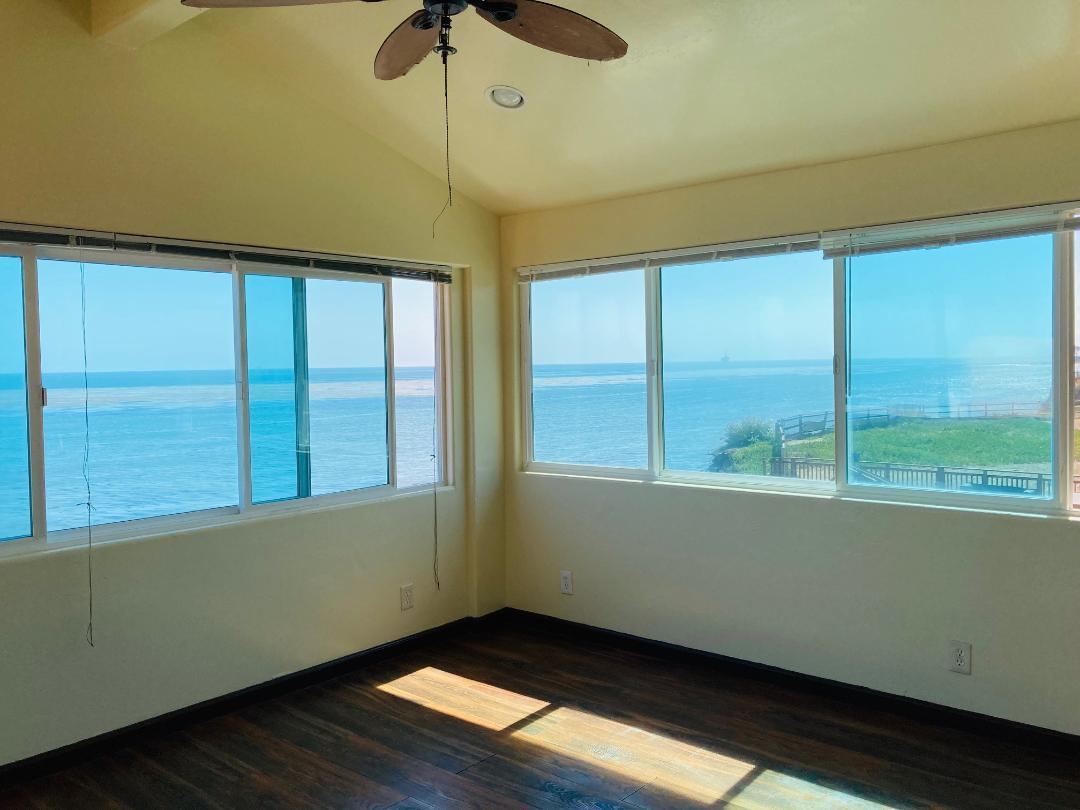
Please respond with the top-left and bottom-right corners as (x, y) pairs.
(4, 615), (1080, 809)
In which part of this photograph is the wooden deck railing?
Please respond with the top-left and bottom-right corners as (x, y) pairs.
(776, 403), (1048, 443)
(768, 457), (1053, 497)
(755, 403), (1063, 496)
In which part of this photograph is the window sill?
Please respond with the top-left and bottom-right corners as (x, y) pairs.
(0, 483), (454, 563)
(521, 463), (1072, 521)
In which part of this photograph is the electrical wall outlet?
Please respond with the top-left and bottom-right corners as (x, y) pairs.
(560, 570), (573, 595)
(948, 640), (972, 675)
(400, 583), (414, 612)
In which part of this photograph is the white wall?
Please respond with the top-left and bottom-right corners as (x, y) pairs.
(501, 119), (1080, 735)
(0, 0), (502, 767)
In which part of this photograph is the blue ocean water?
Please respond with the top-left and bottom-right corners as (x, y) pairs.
(532, 358), (1052, 471)
(0, 367), (437, 540)
(0, 358), (1055, 541)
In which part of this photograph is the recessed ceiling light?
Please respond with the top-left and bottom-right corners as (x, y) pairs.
(487, 85), (525, 109)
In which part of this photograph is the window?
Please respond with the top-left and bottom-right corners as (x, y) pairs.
(845, 235), (1054, 499)
(393, 277), (442, 488)
(661, 252), (833, 480)
(527, 269), (648, 469)
(245, 272), (388, 504)
(0, 255), (31, 541)
(307, 279), (388, 495)
(521, 208), (1073, 513)
(38, 259), (238, 531)
(245, 273), (302, 504)
(0, 229), (450, 554)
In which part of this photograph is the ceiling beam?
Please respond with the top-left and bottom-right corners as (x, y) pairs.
(91, 0), (205, 48)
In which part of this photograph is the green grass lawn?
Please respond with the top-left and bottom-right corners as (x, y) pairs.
(727, 417), (1053, 475)
(727, 441), (776, 475)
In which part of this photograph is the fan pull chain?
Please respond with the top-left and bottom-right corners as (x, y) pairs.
(431, 32), (453, 240)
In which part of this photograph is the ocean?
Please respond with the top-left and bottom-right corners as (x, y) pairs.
(0, 367), (437, 540)
(532, 358), (1053, 470)
(0, 358), (1055, 540)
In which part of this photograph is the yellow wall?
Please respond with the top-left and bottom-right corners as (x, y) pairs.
(500, 119), (1080, 734)
(0, 0), (502, 766)
(8, 0), (1080, 766)
(501, 119), (1080, 269)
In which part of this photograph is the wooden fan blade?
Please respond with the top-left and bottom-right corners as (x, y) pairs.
(181, 0), (378, 8)
(374, 11), (438, 80)
(475, 0), (627, 61)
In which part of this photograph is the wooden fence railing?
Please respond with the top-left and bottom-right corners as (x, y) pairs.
(768, 457), (1053, 497)
(758, 403), (1064, 496)
(777, 403), (1048, 443)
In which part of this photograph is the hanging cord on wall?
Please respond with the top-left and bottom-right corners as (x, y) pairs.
(431, 283), (441, 590)
(79, 261), (96, 647)
(431, 18), (454, 240)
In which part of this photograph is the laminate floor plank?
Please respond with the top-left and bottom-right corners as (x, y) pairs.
(455, 754), (643, 808)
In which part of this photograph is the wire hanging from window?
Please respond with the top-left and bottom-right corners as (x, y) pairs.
(78, 257), (96, 647)
(431, 281), (441, 590)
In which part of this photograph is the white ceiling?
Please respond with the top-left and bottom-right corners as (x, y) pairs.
(184, 0), (1080, 214)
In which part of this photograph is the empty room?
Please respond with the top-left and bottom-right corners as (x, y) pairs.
(3, 0), (1080, 807)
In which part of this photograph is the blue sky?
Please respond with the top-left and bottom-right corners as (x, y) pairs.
(0, 258), (26, 376)
(530, 252), (834, 365)
(849, 234), (1053, 362)
(31, 260), (435, 373)
(39, 260), (236, 374)
(2, 234), (1058, 374)
(662, 252), (833, 363)
(531, 269), (647, 365)
(531, 233), (1054, 365)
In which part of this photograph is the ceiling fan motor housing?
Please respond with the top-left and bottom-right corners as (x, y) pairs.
(424, 0), (469, 16)
(420, 1), (518, 23)
(477, 2), (518, 22)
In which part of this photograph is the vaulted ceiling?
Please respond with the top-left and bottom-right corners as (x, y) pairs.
(94, 0), (1080, 214)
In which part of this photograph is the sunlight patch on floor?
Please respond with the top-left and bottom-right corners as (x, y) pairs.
(511, 705), (755, 804)
(376, 667), (549, 731)
(381, 668), (893, 807)
(723, 767), (896, 809)
(512, 708), (893, 807)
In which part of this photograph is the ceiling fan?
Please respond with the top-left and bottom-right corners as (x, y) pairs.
(179, 0), (627, 235)
(178, 0), (629, 80)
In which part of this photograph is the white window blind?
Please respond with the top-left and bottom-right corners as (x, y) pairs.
(822, 205), (1080, 258)
(517, 234), (821, 283)
(518, 202), (1080, 279)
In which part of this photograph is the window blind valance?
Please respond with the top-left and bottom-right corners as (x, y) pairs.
(517, 234), (821, 283)
(821, 204), (1080, 259)
(0, 221), (453, 283)
(518, 201), (1080, 282)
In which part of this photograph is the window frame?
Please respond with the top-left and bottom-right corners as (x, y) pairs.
(237, 261), (396, 504)
(519, 212), (1078, 518)
(520, 238), (838, 494)
(0, 246), (45, 552)
(0, 244), (453, 559)
(832, 238), (1070, 515)
(518, 267), (655, 477)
